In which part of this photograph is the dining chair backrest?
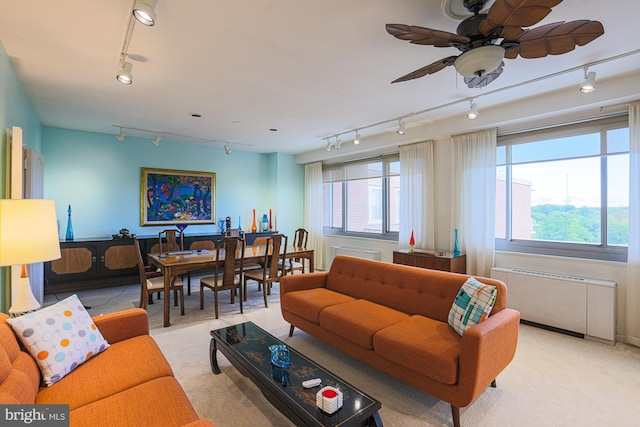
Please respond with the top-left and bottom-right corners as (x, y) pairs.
(216, 236), (245, 287)
(265, 234), (287, 278)
(133, 238), (148, 281)
(159, 229), (184, 252)
(293, 228), (308, 249)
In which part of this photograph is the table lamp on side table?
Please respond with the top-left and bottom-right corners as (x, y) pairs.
(0, 199), (61, 316)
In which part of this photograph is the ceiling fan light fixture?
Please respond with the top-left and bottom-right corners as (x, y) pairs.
(397, 119), (406, 135)
(467, 101), (478, 120)
(580, 69), (596, 93)
(116, 61), (133, 84)
(454, 45), (505, 78)
(133, 0), (157, 26)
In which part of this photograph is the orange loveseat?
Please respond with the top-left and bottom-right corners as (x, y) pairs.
(280, 256), (520, 427)
(0, 308), (214, 427)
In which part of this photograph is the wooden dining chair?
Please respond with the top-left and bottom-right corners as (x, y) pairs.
(243, 236), (268, 272)
(134, 238), (184, 315)
(243, 234), (287, 308)
(200, 236), (245, 319)
(158, 228), (191, 295)
(280, 228), (308, 275)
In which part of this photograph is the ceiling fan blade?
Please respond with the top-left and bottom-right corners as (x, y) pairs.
(386, 24), (469, 47)
(391, 56), (457, 83)
(464, 62), (504, 88)
(504, 20), (604, 59)
(480, 0), (563, 40)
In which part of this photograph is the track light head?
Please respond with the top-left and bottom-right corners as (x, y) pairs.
(117, 61), (133, 84)
(397, 119), (406, 135)
(467, 101), (478, 120)
(133, 0), (157, 26)
(116, 129), (126, 142)
(580, 69), (596, 93)
(151, 134), (161, 146)
(224, 143), (232, 155)
(353, 131), (361, 145)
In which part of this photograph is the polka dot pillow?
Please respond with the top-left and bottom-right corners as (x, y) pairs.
(6, 294), (110, 386)
(448, 277), (498, 336)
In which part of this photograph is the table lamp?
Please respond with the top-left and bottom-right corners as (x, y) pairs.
(0, 199), (61, 316)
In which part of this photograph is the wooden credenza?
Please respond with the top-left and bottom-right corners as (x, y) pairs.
(44, 231), (276, 293)
(393, 249), (466, 274)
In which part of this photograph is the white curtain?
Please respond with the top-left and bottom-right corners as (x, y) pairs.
(399, 141), (435, 250)
(626, 101), (640, 346)
(452, 129), (497, 277)
(304, 162), (325, 270)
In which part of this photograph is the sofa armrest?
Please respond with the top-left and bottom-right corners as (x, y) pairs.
(280, 271), (329, 295)
(457, 308), (520, 405)
(92, 308), (150, 344)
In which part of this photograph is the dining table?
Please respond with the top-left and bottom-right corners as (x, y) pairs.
(147, 245), (314, 327)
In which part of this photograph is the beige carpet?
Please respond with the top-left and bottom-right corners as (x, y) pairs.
(46, 278), (640, 427)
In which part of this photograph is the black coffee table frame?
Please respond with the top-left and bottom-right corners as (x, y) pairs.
(210, 321), (383, 427)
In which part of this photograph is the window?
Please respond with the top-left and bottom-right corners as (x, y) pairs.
(323, 155), (400, 239)
(496, 116), (629, 261)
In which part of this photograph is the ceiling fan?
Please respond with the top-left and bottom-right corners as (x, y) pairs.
(386, 0), (604, 88)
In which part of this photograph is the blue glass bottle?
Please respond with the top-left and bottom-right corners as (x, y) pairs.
(65, 204), (74, 241)
(453, 228), (460, 257)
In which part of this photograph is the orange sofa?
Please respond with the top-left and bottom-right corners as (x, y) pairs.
(0, 308), (213, 427)
(280, 255), (520, 427)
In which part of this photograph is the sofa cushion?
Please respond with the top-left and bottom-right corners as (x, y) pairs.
(6, 294), (110, 386)
(36, 335), (174, 410)
(448, 277), (497, 335)
(319, 300), (409, 349)
(374, 315), (461, 385)
(281, 288), (356, 324)
(68, 376), (202, 427)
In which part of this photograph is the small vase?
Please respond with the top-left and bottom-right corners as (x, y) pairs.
(251, 209), (257, 232)
(261, 214), (269, 232)
(453, 228), (460, 257)
(65, 204), (74, 241)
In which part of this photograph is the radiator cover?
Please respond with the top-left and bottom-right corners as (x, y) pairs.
(490, 267), (616, 344)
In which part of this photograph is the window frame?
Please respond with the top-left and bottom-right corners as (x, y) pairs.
(495, 115), (629, 262)
(323, 154), (399, 241)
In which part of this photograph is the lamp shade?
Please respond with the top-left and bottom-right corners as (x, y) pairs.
(0, 199), (61, 266)
(454, 45), (505, 78)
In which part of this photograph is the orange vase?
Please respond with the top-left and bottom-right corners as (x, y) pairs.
(251, 209), (257, 232)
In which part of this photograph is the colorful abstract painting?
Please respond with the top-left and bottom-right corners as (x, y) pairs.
(141, 168), (215, 225)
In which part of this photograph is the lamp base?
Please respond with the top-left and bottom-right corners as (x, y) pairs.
(9, 269), (42, 317)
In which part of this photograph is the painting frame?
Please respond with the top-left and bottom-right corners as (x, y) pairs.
(141, 167), (216, 226)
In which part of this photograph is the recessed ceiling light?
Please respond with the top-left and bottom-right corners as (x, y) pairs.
(269, 128), (278, 132)
(190, 113), (202, 118)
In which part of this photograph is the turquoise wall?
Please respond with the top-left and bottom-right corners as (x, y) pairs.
(42, 127), (304, 241)
(0, 40), (43, 311)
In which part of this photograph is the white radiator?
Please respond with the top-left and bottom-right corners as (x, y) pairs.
(329, 246), (381, 266)
(491, 267), (616, 344)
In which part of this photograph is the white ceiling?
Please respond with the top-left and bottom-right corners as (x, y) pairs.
(0, 0), (639, 155)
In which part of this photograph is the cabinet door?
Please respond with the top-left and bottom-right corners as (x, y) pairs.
(393, 252), (415, 266)
(49, 245), (98, 277)
(102, 242), (137, 273)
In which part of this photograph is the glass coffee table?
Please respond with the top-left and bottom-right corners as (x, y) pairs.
(210, 321), (383, 427)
